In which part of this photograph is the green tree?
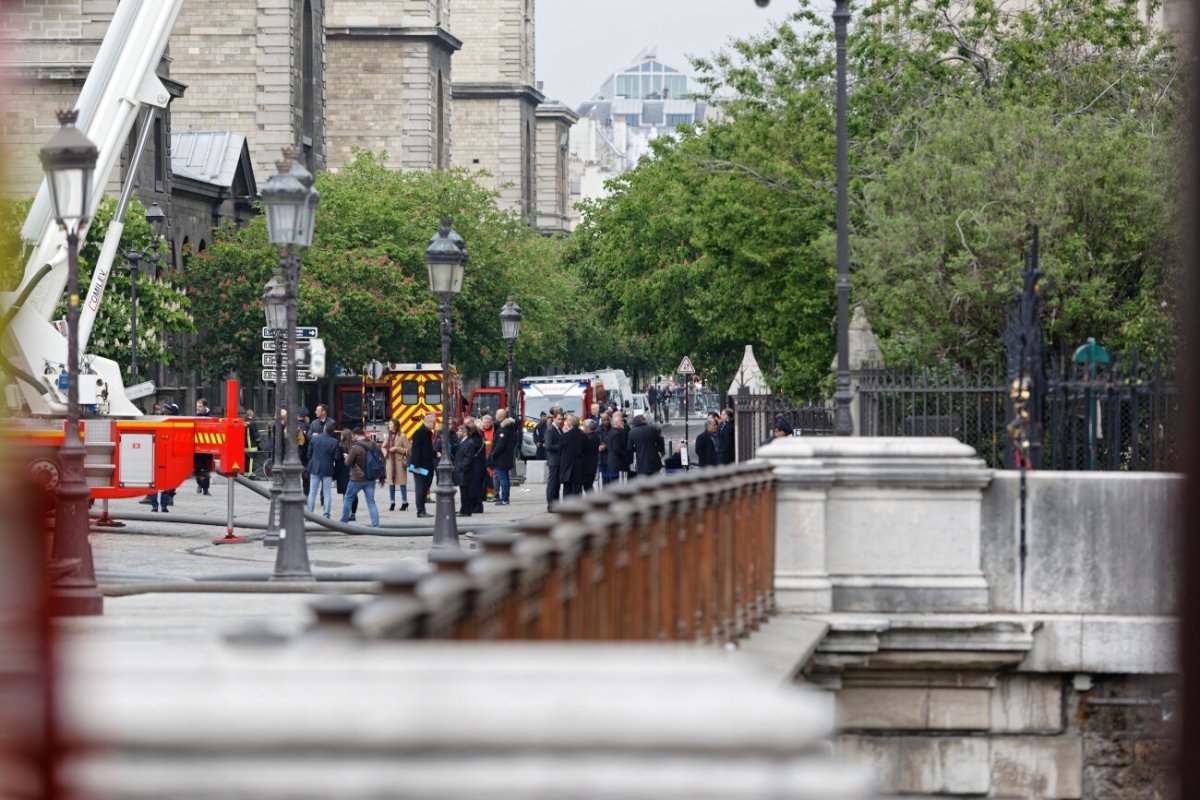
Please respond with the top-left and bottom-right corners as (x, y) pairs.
(570, 0), (1182, 394)
(71, 197), (195, 383)
(188, 153), (592, 383)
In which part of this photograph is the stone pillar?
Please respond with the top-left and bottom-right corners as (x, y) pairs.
(762, 437), (993, 613)
(771, 441), (834, 612)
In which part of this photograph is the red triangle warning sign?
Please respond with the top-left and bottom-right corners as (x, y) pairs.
(676, 356), (696, 374)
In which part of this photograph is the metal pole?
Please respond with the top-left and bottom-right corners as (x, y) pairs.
(432, 297), (459, 548)
(50, 228), (103, 615)
(128, 253), (139, 383)
(832, 0), (854, 436)
(272, 245), (313, 579)
(684, 379), (690, 471)
(506, 338), (515, 417)
(264, 326), (283, 548)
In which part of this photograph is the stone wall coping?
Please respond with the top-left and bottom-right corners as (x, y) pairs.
(767, 436), (981, 460)
(325, 25), (463, 52)
(764, 437), (991, 489)
(63, 641), (839, 753)
(452, 81), (545, 104)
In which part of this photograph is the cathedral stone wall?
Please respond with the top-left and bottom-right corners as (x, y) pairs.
(325, 34), (453, 172)
(170, 0), (325, 179)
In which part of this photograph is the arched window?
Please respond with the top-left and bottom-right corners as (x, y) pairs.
(181, 236), (191, 271)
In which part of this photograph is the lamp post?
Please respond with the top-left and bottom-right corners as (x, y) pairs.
(500, 296), (521, 416)
(260, 148), (320, 580)
(123, 201), (166, 383)
(40, 109), (102, 615)
(425, 218), (466, 549)
(832, 0), (854, 436)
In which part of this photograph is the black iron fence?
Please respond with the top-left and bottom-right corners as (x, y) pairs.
(857, 352), (1179, 471)
(732, 391), (835, 463)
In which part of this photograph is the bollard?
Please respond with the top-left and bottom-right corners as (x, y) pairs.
(354, 566), (428, 640)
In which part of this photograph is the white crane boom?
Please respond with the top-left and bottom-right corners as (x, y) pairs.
(2, 0), (182, 417)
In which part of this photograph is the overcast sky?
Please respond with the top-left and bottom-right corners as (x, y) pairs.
(536, 0), (801, 109)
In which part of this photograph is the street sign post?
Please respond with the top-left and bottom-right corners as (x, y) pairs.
(676, 356), (696, 469)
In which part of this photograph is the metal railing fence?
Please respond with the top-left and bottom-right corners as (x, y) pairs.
(732, 392), (835, 463)
(857, 352), (1179, 471)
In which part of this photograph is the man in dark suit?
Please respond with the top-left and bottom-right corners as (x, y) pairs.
(544, 409), (564, 511)
(580, 419), (601, 492)
(557, 414), (586, 497)
(718, 408), (736, 465)
(409, 412), (437, 518)
(627, 414), (664, 477)
(695, 418), (719, 467)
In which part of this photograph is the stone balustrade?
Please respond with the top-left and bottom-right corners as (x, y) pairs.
(325, 462), (778, 644)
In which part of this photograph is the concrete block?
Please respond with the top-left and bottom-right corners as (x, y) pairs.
(991, 674), (1063, 733)
(1079, 616), (1178, 674)
(835, 735), (990, 795)
(990, 737), (1083, 798)
(982, 471), (1181, 615)
(524, 460), (546, 484)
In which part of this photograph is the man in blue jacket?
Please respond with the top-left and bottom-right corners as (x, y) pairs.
(306, 419), (339, 518)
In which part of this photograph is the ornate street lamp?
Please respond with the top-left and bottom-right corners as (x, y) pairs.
(832, 0), (854, 436)
(40, 109), (102, 616)
(425, 218), (466, 549)
(499, 296), (522, 418)
(123, 201), (167, 383)
(260, 147), (319, 579)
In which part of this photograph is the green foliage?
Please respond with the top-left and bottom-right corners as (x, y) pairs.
(60, 197), (194, 383)
(569, 0), (1183, 392)
(189, 153), (582, 383)
(0, 197), (32, 292)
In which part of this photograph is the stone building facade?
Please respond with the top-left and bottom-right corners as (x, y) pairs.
(169, 0), (326, 177)
(534, 101), (577, 235)
(449, 0), (542, 223)
(324, 0), (459, 172)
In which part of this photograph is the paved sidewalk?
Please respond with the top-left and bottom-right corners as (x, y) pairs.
(91, 473), (551, 581)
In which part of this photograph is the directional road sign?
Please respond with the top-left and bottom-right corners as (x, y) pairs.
(262, 338), (313, 351)
(676, 356), (696, 375)
(263, 326), (318, 339)
(262, 368), (317, 383)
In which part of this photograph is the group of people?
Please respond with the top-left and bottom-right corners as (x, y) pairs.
(294, 407), (524, 525)
(537, 404), (738, 512)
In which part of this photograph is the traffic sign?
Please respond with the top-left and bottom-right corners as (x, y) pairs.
(262, 338), (312, 351)
(364, 359), (385, 380)
(262, 368), (317, 383)
(676, 356), (696, 375)
(262, 326), (318, 339)
(261, 353), (292, 367)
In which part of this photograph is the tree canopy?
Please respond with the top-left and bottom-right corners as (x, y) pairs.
(188, 153), (602, 384)
(566, 0), (1184, 395)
